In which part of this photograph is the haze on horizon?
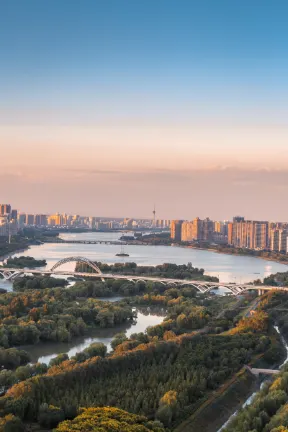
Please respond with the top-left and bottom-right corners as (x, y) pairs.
(1, 0), (288, 220)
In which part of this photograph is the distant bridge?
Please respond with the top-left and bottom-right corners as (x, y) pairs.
(43, 239), (147, 245)
(0, 256), (285, 296)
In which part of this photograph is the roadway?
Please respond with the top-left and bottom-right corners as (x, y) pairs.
(43, 240), (148, 245)
(245, 365), (279, 375)
(0, 267), (287, 296)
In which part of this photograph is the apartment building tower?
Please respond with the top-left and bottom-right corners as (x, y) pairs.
(231, 218), (268, 250)
(170, 220), (184, 241)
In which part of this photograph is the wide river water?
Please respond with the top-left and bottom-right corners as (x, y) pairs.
(0, 231), (286, 292)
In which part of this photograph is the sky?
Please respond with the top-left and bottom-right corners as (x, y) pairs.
(1, 0), (288, 220)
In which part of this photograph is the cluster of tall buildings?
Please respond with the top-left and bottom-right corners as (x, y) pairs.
(0, 203), (171, 238)
(171, 216), (288, 253)
(229, 217), (288, 252)
(0, 205), (18, 237)
(171, 218), (228, 243)
(2, 201), (288, 254)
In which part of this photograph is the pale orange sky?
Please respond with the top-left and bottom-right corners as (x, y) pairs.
(2, 123), (288, 171)
(2, 122), (288, 220)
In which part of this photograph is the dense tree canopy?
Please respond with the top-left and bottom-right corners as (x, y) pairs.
(54, 407), (165, 432)
(223, 368), (288, 432)
(75, 261), (218, 282)
(0, 332), (271, 428)
(13, 275), (68, 291)
(0, 286), (135, 347)
(3, 256), (46, 268)
(0, 268), (287, 431)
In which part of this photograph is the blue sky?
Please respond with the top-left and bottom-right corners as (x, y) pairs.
(1, 0), (288, 119)
(1, 1), (288, 218)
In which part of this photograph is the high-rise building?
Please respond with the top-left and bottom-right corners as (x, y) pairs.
(18, 213), (26, 226)
(214, 221), (222, 233)
(156, 219), (168, 228)
(214, 221), (228, 236)
(202, 217), (214, 242)
(181, 221), (194, 241)
(271, 228), (288, 252)
(251, 221), (268, 249)
(170, 220), (184, 241)
(0, 216), (9, 237)
(279, 229), (288, 252)
(227, 222), (233, 244)
(268, 222), (277, 248)
(0, 215), (18, 237)
(165, 220), (171, 228)
(0, 204), (11, 216)
(192, 217), (203, 241)
(47, 213), (65, 226)
(233, 216), (245, 223)
(270, 229), (280, 252)
(34, 214), (47, 226)
(25, 214), (35, 225)
(11, 209), (18, 221)
(180, 218), (214, 242)
(95, 221), (112, 230)
(231, 218), (268, 250)
(88, 217), (95, 229)
(72, 215), (80, 225)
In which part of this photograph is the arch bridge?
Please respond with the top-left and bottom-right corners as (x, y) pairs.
(0, 256), (286, 296)
(50, 256), (102, 274)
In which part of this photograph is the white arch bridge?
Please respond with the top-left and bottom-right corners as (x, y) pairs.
(0, 256), (283, 296)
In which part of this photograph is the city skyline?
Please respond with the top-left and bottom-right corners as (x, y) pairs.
(2, 1), (288, 218)
(2, 193), (288, 222)
(3, 200), (288, 254)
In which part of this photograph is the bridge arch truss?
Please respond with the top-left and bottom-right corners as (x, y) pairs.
(51, 256), (102, 274)
(0, 270), (23, 281)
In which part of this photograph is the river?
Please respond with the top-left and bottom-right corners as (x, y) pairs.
(0, 231), (287, 293)
(22, 305), (165, 365)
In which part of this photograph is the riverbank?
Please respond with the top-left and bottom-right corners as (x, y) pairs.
(0, 244), (30, 261)
(19, 307), (165, 365)
(212, 249), (288, 266)
(179, 245), (288, 267)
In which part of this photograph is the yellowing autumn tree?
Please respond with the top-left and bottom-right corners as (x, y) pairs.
(54, 407), (164, 432)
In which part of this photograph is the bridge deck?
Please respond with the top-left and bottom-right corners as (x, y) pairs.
(245, 365), (279, 375)
(250, 368), (279, 375)
(0, 266), (286, 296)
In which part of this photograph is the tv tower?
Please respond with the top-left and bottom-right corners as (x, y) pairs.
(152, 204), (156, 228)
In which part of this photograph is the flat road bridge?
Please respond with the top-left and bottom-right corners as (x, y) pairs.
(245, 365), (279, 376)
(0, 256), (285, 296)
(43, 240), (133, 245)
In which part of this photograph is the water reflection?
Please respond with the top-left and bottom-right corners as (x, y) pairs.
(7, 232), (286, 284)
(23, 309), (165, 365)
